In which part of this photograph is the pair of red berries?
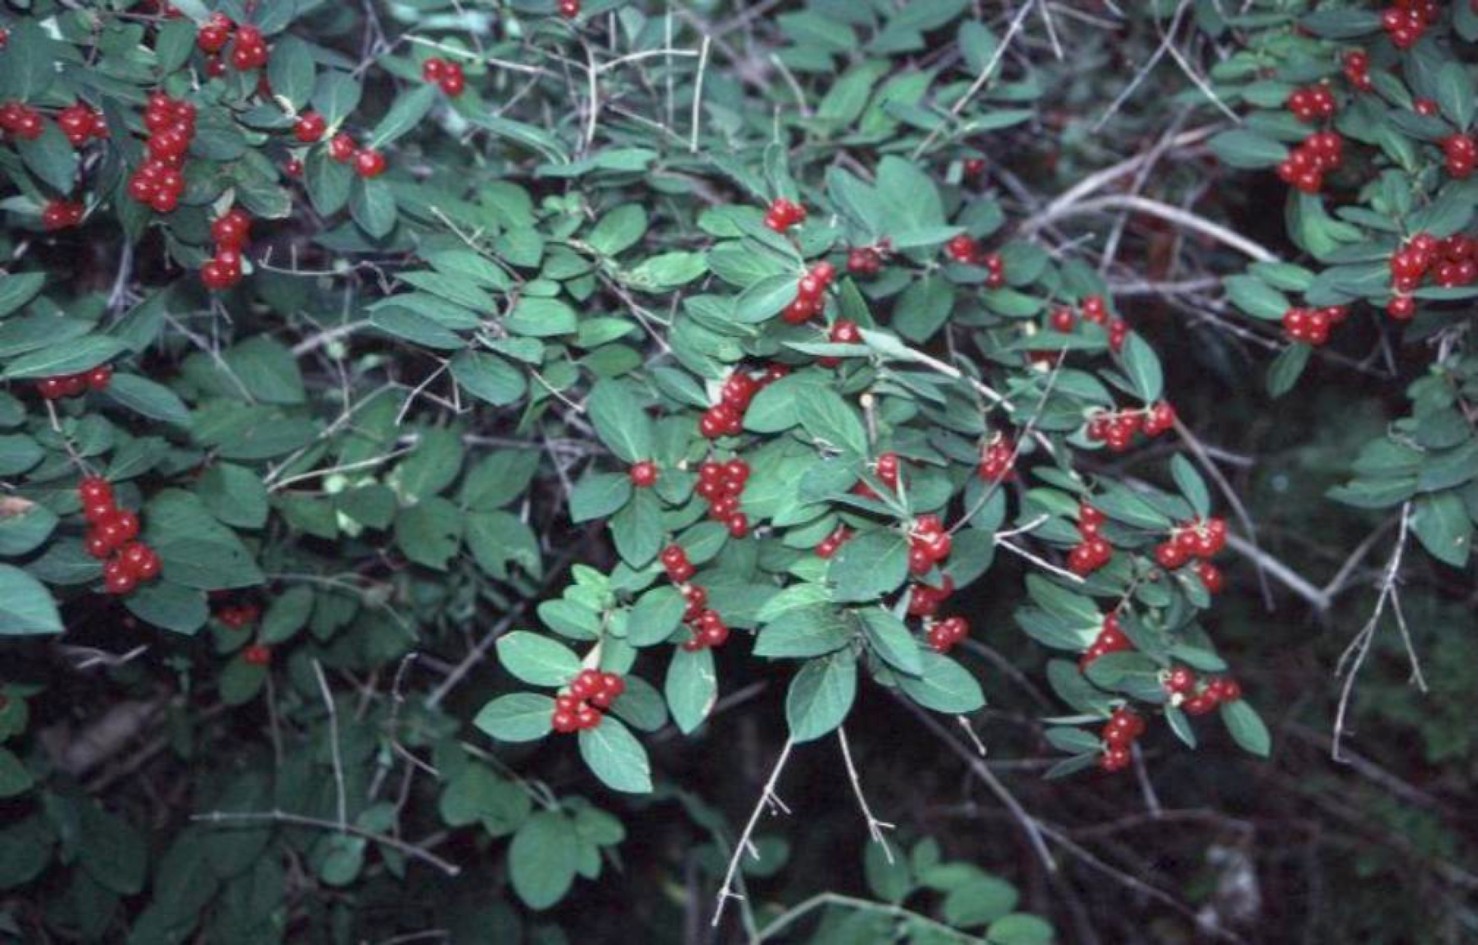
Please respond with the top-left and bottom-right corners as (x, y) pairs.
(926, 615), (969, 654)
(41, 201), (84, 231)
(1443, 134), (1475, 179)
(421, 58), (466, 97)
(1077, 295), (1130, 353)
(201, 207), (253, 291)
(56, 102), (106, 147)
(217, 602), (261, 629)
(1381, 2), (1435, 49)
(1153, 517), (1228, 571)
(699, 365), (784, 438)
(1286, 85), (1336, 123)
(37, 365), (112, 400)
(944, 235), (1007, 289)
(781, 261), (837, 325)
(128, 93), (196, 213)
(846, 244), (885, 277)
(0, 102), (44, 140)
(1079, 612), (1131, 671)
(327, 133), (388, 178)
(1275, 131), (1344, 194)
(854, 451), (901, 501)
(1281, 305), (1348, 346)
(1098, 706), (1145, 772)
(818, 319), (862, 368)
(682, 606), (730, 651)
(1067, 504), (1113, 576)
(907, 514), (952, 576)
(696, 458), (752, 538)
(978, 436), (1016, 483)
(763, 197), (807, 232)
(661, 544), (696, 583)
(550, 670), (625, 732)
(1085, 402), (1176, 452)
(220, 21), (268, 72)
(1342, 50), (1374, 92)
(78, 477), (162, 595)
(1177, 675), (1243, 716)
(814, 525), (853, 560)
(907, 573), (954, 617)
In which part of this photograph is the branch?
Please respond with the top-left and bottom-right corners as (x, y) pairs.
(711, 737), (794, 928)
(192, 809), (461, 877)
(1024, 194), (1278, 262)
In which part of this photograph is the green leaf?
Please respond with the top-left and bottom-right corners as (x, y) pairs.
(609, 487), (662, 568)
(196, 464), (269, 530)
(222, 337), (307, 405)
(1437, 63), (1475, 130)
(3, 335), (125, 380)
(107, 374), (191, 424)
(755, 605), (853, 658)
(312, 71), (363, 124)
(451, 351), (527, 407)
(624, 252), (707, 292)
(0, 565), (62, 635)
(858, 608), (923, 676)
(147, 490), (265, 590)
(785, 650), (858, 743)
(733, 274), (799, 323)
(1209, 129), (1289, 169)
(665, 647), (717, 734)
(1299, 9), (1382, 37)
(1411, 491), (1472, 568)
(1116, 333), (1163, 402)
(797, 386), (869, 456)
(506, 297), (577, 337)
(987, 913), (1055, 945)
(1169, 455), (1210, 519)
(475, 693), (556, 743)
(1266, 343), (1311, 398)
(123, 580), (209, 635)
(0, 272), (45, 318)
(628, 587), (685, 647)
(351, 178), (397, 239)
(259, 586), (313, 644)
(1223, 274), (1288, 321)
(509, 811), (579, 909)
(1219, 699), (1271, 757)
(829, 529), (909, 603)
(943, 875), (1018, 927)
(578, 716), (653, 793)
(587, 205), (647, 256)
(897, 651), (986, 714)
(393, 497), (463, 570)
(266, 35), (315, 109)
(17, 121), (77, 194)
(586, 379), (654, 462)
(370, 84), (438, 148)
(439, 764), (532, 836)
(497, 631), (582, 687)
(570, 472), (632, 523)
(0, 748), (33, 798)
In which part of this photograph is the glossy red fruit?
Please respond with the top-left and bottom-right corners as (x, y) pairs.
(629, 460), (658, 487)
(353, 148), (386, 178)
(85, 364), (112, 391)
(294, 111), (326, 143)
(103, 558), (137, 595)
(78, 476), (113, 504)
(243, 643), (272, 666)
(211, 209), (251, 250)
(328, 133), (356, 162)
(439, 63), (466, 97)
(422, 58), (448, 82)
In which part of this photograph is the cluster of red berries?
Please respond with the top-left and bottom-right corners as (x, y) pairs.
(699, 364), (787, 437)
(201, 206), (252, 291)
(1342, 50), (1374, 92)
(1275, 130), (1344, 194)
(78, 477), (161, 596)
(550, 669), (625, 733)
(944, 235), (1006, 288)
(781, 261), (837, 325)
(1387, 232), (1478, 319)
(216, 601), (261, 629)
(1165, 667), (1243, 715)
(1152, 517), (1228, 577)
(1281, 305), (1348, 346)
(1097, 706), (1145, 772)
(1079, 612), (1132, 672)
(660, 545), (730, 651)
(558, 0), (581, 18)
(1381, 0), (1439, 49)
(0, 102), (44, 140)
(1443, 133), (1475, 179)
(57, 102), (107, 147)
(327, 132), (387, 178)
(1286, 85), (1336, 123)
(695, 457), (752, 538)
(198, 14), (268, 72)
(846, 243), (886, 277)
(37, 364), (112, 400)
(926, 615), (969, 654)
(1067, 504), (1114, 576)
(128, 93), (197, 213)
(907, 514), (952, 576)
(763, 197), (807, 232)
(854, 451), (901, 500)
(978, 435), (1016, 483)
(422, 58), (467, 97)
(1079, 295), (1129, 352)
(41, 201), (85, 231)
(907, 573), (954, 617)
(1085, 402), (1176, 452)
(818, 319), (862, 368)
(814, 524), (853, 560)
(294, 111), (326, 143)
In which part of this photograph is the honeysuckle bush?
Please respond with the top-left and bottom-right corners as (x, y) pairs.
(1, 0), (1473, 943)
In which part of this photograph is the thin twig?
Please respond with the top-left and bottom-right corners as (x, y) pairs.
(712, 737), (794, 928)
(837, 727), (895, 861)
(192, 809), (461, 876)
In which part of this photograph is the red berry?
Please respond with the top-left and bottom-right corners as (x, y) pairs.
(243, 644), (272, 666)
(439, 64), (466, 97)
(328, 133), (356, 162)
(294, 111), (326, 143)
(629, 460), (658, 488)
(353, 149), (387, 178)
(422, 58), (448, 83)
